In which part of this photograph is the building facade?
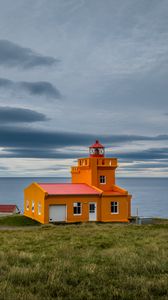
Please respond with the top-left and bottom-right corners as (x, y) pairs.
(24, 141), (132, 224)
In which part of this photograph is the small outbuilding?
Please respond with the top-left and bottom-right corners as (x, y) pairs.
(24, 140), (132, 224)
(0, 204), (20, 216)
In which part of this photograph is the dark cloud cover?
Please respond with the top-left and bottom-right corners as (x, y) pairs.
(0, 125), (168, 160)
(0, 126), (168, 149)
(114, 148), (168, 160)
(0, 166), (8, 170)
(0, 106), (49, 123)
(0, 78), (61, 99)
(1, 147), (168, 161)
(0, 40), (59, 68)
(119, 163), (168, 170)
(20, 81), (61, 98)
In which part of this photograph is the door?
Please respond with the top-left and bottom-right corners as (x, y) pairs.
(49, 205), (66, 222)
(89, 202), (97, 221)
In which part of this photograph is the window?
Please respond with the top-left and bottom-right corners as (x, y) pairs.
(32, 200), (35, 213)
(73, 202), (81, 215)
(38, 202), (41, 215)
(100, 175), (106, 184)
(26, 200), (29, 211)
(111, 202), (119, 214)
(89, 203), (95, 213)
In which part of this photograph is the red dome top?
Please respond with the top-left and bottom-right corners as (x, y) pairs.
(89, 140), (105, 157)
(89, 140), (104, 149)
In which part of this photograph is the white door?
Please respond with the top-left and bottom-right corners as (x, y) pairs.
(89, 202), (97, 221)
(49, 205), (66, 222)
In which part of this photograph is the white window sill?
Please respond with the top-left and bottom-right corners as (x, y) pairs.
(73, 214), (82, 216)
(111, 212), (119, 215)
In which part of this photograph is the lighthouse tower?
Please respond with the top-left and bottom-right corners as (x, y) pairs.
(25, 139), (132, 224)
(71, 140), (118, 191)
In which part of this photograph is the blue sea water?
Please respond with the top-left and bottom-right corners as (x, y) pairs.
(0, 177), (167, 218)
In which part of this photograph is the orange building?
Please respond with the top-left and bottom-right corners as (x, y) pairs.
(24, 141), (132, 224)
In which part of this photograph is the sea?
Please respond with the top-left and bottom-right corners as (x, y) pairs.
(0, 177), (167, 218)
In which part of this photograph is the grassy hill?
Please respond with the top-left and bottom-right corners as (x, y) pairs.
(0, 215), (40, 226)
(0, 221), (168, 300)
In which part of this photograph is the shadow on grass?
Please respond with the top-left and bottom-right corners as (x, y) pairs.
(0, 215), (41, 226)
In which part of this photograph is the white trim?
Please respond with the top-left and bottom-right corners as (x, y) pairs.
(73, 214), (82, 216)
(89, 202), (97, 221)
(73, 202), (82, 215)
(26, 200), (29, 211)
(100, 175), (106, 184)
(111, 201), (119, 214)
(32, 200), (35, 213)
(38, 201), (41, 215)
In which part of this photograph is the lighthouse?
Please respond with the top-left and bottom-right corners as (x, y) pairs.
(24, 141), (132, 224)
(71, 140), (118, 191)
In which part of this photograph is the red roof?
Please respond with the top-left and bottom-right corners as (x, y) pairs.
(89, 140), (104, 148)
(0, 205), (17, 213)
(38, 183), (101, 195)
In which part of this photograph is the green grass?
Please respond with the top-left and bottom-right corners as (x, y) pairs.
(0, 215), (40, 226)
(0, 223), (168, 300)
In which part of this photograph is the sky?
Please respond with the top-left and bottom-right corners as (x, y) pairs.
(0, 0), (168, 177)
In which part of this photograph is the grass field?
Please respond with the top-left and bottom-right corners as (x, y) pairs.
(0, 215), (40, 226)
(0, 221), (168, 300)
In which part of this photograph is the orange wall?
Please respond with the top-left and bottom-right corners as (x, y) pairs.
(24, 182), (131, 224)
(24, 183), (46, 224)
(101, 195), (131, 222)
(71, 157), (117, 190)
(97, 169), (115, 191)
(44, 195), (101, 223)
(71, 169), (92, 185)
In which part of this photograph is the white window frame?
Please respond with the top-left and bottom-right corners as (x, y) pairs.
(100, 175), (106, 184)
(32, 200), (35, 213)
(111, 201), (119, 214)
(26, 200), (29, 211)
(38, 201), (41, 215)
(73, 202), (82, 215)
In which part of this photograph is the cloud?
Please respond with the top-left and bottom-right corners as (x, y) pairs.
(0, 40), (59, 68)
(0, 126), (168, 148)
(0, 166), (8, 170)
(20, 81), (61, 98)
(1, 147), (168, 161)
(0, 78), (12, 88)
(113, 148), (168, 161)
(0, 126), (168, 159)
(0, 148), (78, 159)
(0, 78), (61, 99)
(0, 127), (92, 149)
(0, 106), (49, 123)
(120, 162), (168, 170)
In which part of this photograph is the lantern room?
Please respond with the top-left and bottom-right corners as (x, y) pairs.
(89, 140), (105, 157)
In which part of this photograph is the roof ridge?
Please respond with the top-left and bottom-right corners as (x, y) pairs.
(38, 183), (90, 185)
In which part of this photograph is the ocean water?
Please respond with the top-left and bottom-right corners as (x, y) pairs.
(0, 177), (167, 218)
